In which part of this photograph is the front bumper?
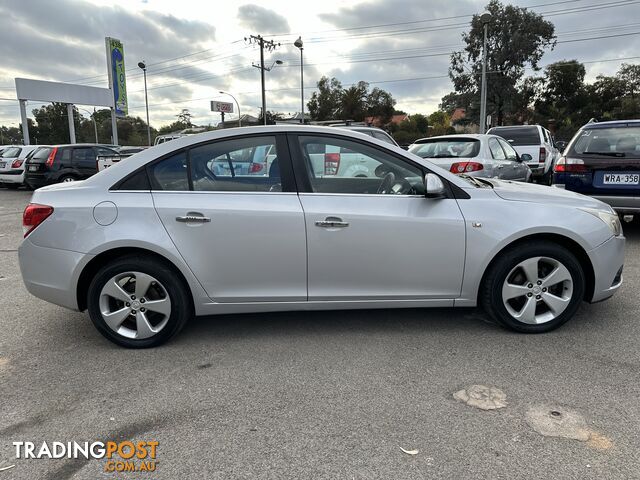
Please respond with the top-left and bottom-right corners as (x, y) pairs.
(19, 240), (91, 311)
(587, 234), (625, 303)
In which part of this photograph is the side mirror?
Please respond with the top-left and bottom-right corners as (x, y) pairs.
(425, 173), (445, 198)
(520, 153), (533, 162)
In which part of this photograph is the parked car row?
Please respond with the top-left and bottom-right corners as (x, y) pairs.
(0, 144), (148, 189)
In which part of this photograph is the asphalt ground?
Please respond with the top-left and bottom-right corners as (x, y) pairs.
(0, 187), (639, 479)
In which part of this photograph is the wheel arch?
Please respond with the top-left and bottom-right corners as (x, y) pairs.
(76, 246), (196, 312)
(477, 232), (595, 303)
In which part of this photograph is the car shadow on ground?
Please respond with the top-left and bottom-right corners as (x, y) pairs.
(178, 306), (499, 344)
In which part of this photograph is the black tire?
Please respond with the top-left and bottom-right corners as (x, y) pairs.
(87, 255), (192, 348)
(480, 241), (585, 333)
(5, 183), (19, 189)
(58, 175), (77, 183)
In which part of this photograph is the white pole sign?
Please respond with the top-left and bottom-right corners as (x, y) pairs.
(210, 101), (234, 113)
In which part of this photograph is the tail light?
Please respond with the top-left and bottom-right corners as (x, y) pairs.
(23, 203), (53, 237)
(450, 161), (484, 173)
(11, 159), (24, 169)
(554, 156), (587, 173)
(539, 147), (546, 163)
(324, 153), (341, 175)
(249, 162), (264, 174)
(45, 147), (58, 168)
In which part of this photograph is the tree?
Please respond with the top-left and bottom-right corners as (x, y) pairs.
(31, 103), (81, 144)
(340, 81), (368, 121)
(307, 76), (343, 121)
(176, 109), (193, 127)
(448, 0), (556, 125)
(366, 87), (396, 124)
(307, 76), (397, 123)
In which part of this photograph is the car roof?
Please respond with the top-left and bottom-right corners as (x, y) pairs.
(412, 134), (496, 143)
(84, 124), (471, 191)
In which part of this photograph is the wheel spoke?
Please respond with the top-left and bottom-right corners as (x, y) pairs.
(513, 297), (537, 324)
(541, 292), (570, 315)
(541, 264), (572, 288)
(144, 297), (171, 316)
(134, 273), (155, 299)
(101, 279), (131, 303)
(519, 257), (540, 284)
(135, 311), (156, 339)
(502, 283), (530, 300)
(102, 307), (131, 331)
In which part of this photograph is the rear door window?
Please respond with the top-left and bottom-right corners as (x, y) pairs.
(72, 147), (96, 166)
(148, 151), (189, 191)
(488, 138), (506, 159)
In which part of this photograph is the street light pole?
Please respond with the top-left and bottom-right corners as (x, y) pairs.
(294, 37), (304, 124)
(138, 61), (151, 146)
(219, 91), (241, 127)
(479, 12), (492, 134)
(77, 107), (98, 143)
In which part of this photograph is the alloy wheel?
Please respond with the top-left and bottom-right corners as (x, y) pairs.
(501, 256), (573, 325)
(98, 271), (171, 339)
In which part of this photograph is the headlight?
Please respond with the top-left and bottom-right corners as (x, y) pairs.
(580, 208), (623, 236)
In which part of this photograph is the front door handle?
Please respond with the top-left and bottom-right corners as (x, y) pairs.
(315, 217), (349, 228)
(176, 214), (211, 223)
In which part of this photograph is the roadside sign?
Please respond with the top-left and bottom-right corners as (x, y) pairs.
(105, 37), (128, 117)
(210, 101), (234, 113)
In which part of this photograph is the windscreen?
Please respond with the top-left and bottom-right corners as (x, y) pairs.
(409, 139), (480, 158)
(1, 147), (21, 158)
(569, 126), (640, 158)
(489, 127), (540, 146)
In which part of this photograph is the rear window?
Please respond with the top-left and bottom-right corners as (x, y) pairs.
(32, 147), (52, 160)
(489, 127), (540, 146)
(1, 147), (21, 158)
(569, 126), (640, 158)
(409, 139), (480, 158)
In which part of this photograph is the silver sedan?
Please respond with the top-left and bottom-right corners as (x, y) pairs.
(19, 126), (624, 347)
(408, 134), (532, 182)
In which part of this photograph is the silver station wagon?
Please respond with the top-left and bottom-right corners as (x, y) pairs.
(19, 126), (624, 347)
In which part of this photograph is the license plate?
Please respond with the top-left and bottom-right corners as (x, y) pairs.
(603, 173), (640, 185)
(29, 165), (38, 172)
(0, 162), (5, 169)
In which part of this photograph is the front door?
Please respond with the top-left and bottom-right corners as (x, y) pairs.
(150, 134), (307, 302)
(290, 134), (466, 301)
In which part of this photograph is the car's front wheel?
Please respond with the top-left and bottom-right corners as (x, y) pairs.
(87, 256), (192, 347)
(480, 241), (585, 333)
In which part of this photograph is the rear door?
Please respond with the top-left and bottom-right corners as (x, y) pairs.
(71, 146), (98, 178)
(150, 134), (307, 302)
(488, 137), (512, 179)
(497, 138), (528, 181)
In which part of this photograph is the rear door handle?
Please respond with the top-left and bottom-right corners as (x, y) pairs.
(176, 214), (211, 223)
(315, 217), (349, 228)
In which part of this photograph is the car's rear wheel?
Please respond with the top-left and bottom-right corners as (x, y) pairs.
(480, 241), (585, 333)
(87, 256), (192, 348)
(59, 175), (77, 183)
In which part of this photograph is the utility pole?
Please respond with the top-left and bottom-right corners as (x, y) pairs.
(479, 11), (492, 134)
(246, 35), (281, 125)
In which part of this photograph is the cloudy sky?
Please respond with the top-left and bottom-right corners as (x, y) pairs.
(0, 0), (638, 130)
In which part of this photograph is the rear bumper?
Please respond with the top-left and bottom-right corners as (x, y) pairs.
(18, 240), (90, 311)
(587, 235), (625, 303)
(24, 174), (52, 189)
(0, 170), (25, 184)
(591, 195), (640, 213)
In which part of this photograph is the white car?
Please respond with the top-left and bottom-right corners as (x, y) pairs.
(0, 145), (41, 189)
(19, 126), (624, 348)
(487, 125), (560, 184)
(408, 134), (532, 182)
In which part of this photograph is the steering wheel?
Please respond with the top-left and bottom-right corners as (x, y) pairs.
(377, 172), (396, 194)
